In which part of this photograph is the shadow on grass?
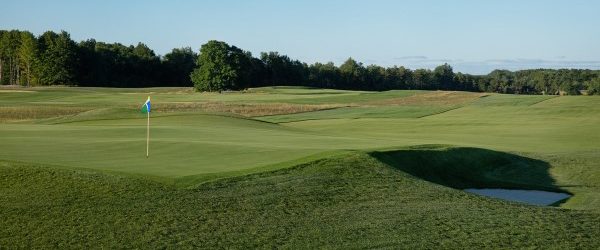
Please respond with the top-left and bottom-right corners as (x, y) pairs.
(370, 145), (569, 194)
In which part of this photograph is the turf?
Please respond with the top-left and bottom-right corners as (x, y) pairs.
(2, 152), (599, 248)
(1, 86), (599, 247)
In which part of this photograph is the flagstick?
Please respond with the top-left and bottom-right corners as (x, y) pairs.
(146, 110), (150, 158)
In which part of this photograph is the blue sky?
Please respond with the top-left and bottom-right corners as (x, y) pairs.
(2, 0), (599, 74)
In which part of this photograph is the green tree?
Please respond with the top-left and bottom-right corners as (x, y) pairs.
(0, 30), (6, 84)
(488, 70), (514, 93)
(131, 42), (161, 86)
(585, 78), (600, 95)
(339, 57), (365, 89)
(37, 31), (78, 85)
(260, 51), (307, 86)
(412, 69), (432, 90)
(559, 82), (580, 95)
(190, 40), (252, 92)
(308, 62), (340, 88)
(18, 31), (38, 86)
(162, 47), (197, 86)
(0, 30), (22, 85)
(433, 63), (455, 90)
(365, 64), (385, 90)
(385, 66), (412, 90)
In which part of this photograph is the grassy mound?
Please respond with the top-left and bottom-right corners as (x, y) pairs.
(1, 152), (599, 248)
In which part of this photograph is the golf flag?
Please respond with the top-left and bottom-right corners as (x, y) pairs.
(142, 96), (151, 113)
(143, 96), (151, 157)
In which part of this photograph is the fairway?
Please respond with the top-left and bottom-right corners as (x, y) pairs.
(1, 87), (600, 247)
(1, 88), (599, 181)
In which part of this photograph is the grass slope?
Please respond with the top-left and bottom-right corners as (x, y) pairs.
(2, 152), (599, 248)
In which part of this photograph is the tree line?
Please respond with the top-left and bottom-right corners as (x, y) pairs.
(0, 29), (196, 87)
(2, 29), (599, 95)
(190, 40), (600, 95)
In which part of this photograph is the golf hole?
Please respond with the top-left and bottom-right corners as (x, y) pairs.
(464, 189), (571, 206)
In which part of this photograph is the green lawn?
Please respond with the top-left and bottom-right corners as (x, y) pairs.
(1, 86), (599, 247)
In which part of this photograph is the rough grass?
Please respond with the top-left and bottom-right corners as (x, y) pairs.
(1, 153), (599, 248)
(0, 106), (91, 122)
(154, 101), (347, 117)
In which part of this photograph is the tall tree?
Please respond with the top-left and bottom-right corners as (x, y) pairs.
(260, 52), (307, 86)
(339, 57), (365, 89)
(586, 78), (600, 95)
(0, 30), (22, 85)
(162, 47), (197, 86)
(18, 31), (38, 86)
(131, 42), (161, 86)
(76, 39), (99, 85)
(308, 62), (340, 88)
(0, 30), (6, 84)
(36, 31), (78, 85)
(365, 64), (386, 90)
(412, 69), (433, 90)
(190, 40), (252, 92)
(385, 66), (412, 90)
(488, 70), (514, 93)
(433, 63), (455, 90)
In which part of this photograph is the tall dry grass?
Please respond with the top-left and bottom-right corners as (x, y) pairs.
(0, 106), (90, 122)
(154, 102), (347, 117)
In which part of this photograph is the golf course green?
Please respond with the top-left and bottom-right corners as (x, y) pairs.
(1, 86), (599, 248)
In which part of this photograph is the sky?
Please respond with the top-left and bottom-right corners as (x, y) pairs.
(1, 0), (599, 74)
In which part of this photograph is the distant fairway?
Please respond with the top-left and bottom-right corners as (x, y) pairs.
(1, 87), (600, 247)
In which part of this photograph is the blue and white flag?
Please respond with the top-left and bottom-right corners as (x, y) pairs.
(141, 96), (151, 113)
